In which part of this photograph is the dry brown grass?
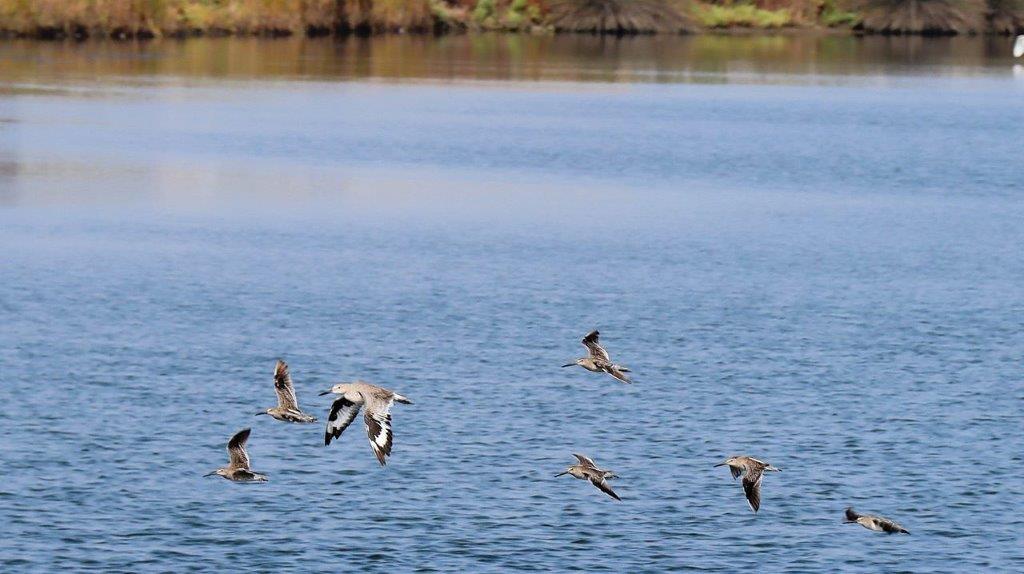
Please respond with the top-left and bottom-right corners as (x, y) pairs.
(337, 0), (433, 32)
(0, 0), (172, 37)
(986, 0), (1024, 32)
(855, 0), (985, 33)
(0, 0), (432, 37)
(545, 0), (694, 33)
(0, 0), (1012, 36)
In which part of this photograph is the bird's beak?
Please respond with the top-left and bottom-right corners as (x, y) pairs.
(561, 363), (575, 368)
(713, 463), (726, 467)
(318, 389), (332, 396)
(254, 412), (267, 416)
(554, 471), (568, 477)
(203, 471), (216, 477)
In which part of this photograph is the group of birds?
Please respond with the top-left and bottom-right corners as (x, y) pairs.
(204, 359), (411, 480)
(206, 330), (909, 535)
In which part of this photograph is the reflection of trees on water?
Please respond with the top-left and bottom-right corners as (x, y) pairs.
(0, 116), (18, 206)
(0, 35), (1007, 86)
(0, 158), (17, 206)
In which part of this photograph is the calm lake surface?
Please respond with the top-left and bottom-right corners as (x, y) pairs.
(1, 36), (1022, 572)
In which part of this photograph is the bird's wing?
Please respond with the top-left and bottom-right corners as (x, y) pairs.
(324, 395), (362, 446)
(364, 397), (396, 466)
(231, 469), (264, 482)
(742, 468), (763, 513)
(227, 428), (252, 470)
(590, 477), (621, 501)
(878, 517), (908, 534)
(582, 330), (611, 362)
(573, 453), (597, 468)
(273, 360), (299, 410)
(605, 366), (631, 384)
(729, 464), (744, 480)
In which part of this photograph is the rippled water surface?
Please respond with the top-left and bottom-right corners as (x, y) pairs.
(1, 37), (1023, 572)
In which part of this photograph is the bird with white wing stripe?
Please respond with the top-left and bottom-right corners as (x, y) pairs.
(319, 381), (412, 466)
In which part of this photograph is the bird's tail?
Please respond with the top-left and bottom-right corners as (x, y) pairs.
(607, 365), (632, 384)
(766, 465), (781, 472)
(394, 393), (412, 404)
(616, 365), (631, 373)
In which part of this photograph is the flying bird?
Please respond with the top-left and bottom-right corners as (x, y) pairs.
(562, 330), (631, 383)
(714, 455), (780, 512)
(256, 360), (317, 423)
(555, 453), (621, 501)
(320, 381), (412, 466)
(204, 428), (267, 482)
(844, 507), (910, 534)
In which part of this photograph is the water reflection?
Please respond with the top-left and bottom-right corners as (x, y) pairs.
(2, 34), (1023, 219)
(0, 34), (1021, 86)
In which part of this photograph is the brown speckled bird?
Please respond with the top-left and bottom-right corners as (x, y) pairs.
(714, 455), (780, 513)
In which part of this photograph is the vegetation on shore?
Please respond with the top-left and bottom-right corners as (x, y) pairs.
(988, 0), (1024, 32)
(855, 0), (985, 34)
(0, 0), (1020, 39)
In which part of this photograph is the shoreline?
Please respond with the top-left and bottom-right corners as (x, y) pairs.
(0, 0), (1020, 41)
(2, 27), (1022, 43)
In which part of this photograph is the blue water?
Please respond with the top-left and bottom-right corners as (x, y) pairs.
(1, 39), (1023, 572)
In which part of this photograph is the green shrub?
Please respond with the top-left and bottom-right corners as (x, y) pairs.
(695, 3), (794, 28)
(472, 0), (497, 22)
(820, 0), (862, 26)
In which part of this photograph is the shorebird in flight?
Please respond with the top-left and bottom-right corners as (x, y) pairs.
(562, 330), (631, 383)
(714, 455), (780, 512)
(204, 428), (267, 482)
(256, 360), (317, 423)
(844, 507), (910, 534)
(319, 381), (412, 466)
(555, 453), (621, 501)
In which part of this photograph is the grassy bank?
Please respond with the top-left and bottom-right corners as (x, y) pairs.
(0, 0), (1020, 38)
